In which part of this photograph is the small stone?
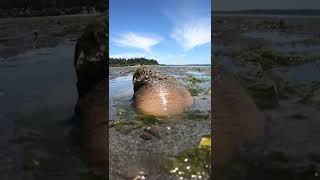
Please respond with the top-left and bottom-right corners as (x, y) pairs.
(207, 88), (211, 95)
(140, 133), (152, 141)
(145, 125), (160, 138)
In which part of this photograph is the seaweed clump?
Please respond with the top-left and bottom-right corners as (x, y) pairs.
(232, 47), (312, 70)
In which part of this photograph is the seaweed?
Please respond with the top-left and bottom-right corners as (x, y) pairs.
(231, 47), (316, 70)
(110, 97), (164, 134)
(185, 110), (211, 121)
(164, 135), (211, 179)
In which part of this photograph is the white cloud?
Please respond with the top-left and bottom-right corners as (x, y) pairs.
(112, 32), (161, 52)
(171, 17), (211, 51)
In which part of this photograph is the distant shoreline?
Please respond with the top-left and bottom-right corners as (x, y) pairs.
(214, 9), (320, 17)
(109, 64), (211, 67)
(161, 64), (211, 66)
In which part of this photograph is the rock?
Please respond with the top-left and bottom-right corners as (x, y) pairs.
(140, 133), (153, 141)
(145, 125), (160, 138)
(207, 88), (211, 95)
(133, 67), (193, 116)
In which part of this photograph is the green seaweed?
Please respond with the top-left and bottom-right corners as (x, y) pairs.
(164, 135), (211, 179)
(136, 114), (164, 125)
(186, 85), (206, 96)
(185, 110), (211, 121)
(110, 97), (165, 134)
(185, 76), (210, 84)
(109, 120), (143, 134)
(183, 75), (210, 96)
(231, 47), (316, 70)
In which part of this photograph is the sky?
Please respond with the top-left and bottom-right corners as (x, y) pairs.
(109, 0), (211, 65)
(214, 0), (320, 11)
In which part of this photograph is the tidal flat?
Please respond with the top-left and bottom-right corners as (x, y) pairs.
(214, 14), (320, 179)
(109, 65), (211, 179)
(0, 15), (103, 180)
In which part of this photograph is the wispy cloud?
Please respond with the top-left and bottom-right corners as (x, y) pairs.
(171, 17), (210, 51)
(164, 0), (211, 51)
(112, 32), (161, 52)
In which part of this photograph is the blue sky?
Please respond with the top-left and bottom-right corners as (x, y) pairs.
(109, 0), (211, 65)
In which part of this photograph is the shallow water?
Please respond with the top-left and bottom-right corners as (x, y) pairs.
(186, 71), (210, 76)
(0, 41), (77, 114)
(109, 74), (134, 121)
(109, 75), (133, 99)
(0, 42), (98, 180)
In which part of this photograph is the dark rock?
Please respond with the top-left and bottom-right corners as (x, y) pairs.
(145, 125), (160, 138)
(139, 133), (153, 141)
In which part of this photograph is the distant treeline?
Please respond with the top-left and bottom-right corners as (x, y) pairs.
(215, 9), (320, 16)
(109, 57), (159, 67)
(0, 0), (106, 18)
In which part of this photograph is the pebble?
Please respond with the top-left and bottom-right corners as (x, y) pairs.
(145, 125), (160, 138)
(139, 133), (152, 141)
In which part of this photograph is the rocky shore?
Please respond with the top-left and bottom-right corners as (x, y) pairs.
(109, 66), (211, 179)
(214, 14), (320, 179)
